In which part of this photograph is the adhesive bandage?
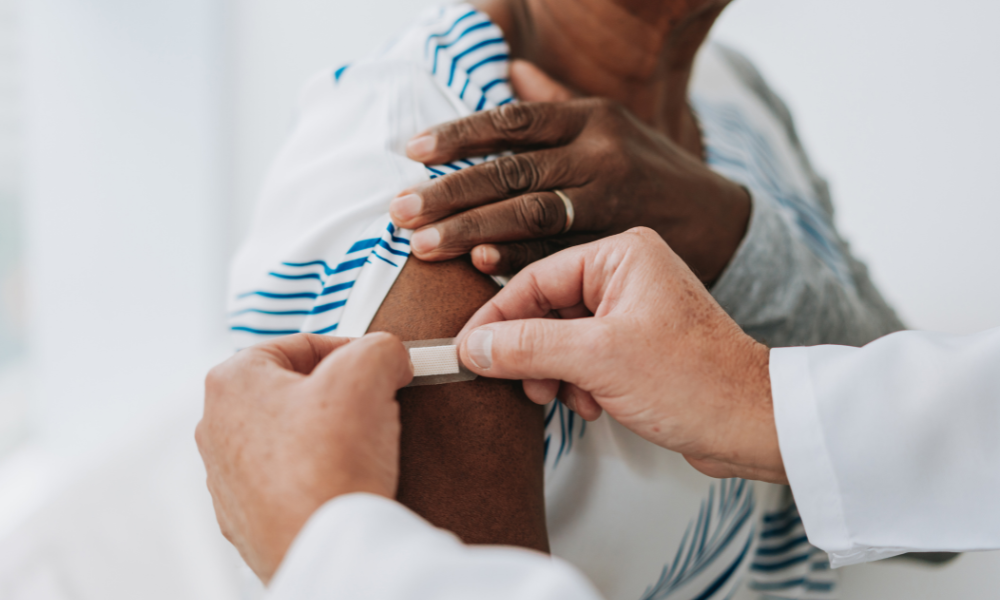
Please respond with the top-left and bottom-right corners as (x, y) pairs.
(402, 338), (478, 387)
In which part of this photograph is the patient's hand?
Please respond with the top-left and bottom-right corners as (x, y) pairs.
(391, 60), (750, 285)
(196, 333), (412, 584)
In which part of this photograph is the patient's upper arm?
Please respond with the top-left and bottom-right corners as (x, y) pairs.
(228, 60), (546, 549)
(368, 256), (549, 552)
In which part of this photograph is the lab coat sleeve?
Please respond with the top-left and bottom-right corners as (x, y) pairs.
(266, 493), (604, 600)
(770, 326), (1000, 567)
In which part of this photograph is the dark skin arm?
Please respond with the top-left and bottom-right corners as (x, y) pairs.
(367, 256), (549, 552)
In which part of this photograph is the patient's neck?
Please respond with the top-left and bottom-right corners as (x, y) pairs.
(474, 0), (726, 156)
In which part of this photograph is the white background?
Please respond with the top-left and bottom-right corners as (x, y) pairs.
(714, 0), (1000, 336)
(1, 0), (998, 598)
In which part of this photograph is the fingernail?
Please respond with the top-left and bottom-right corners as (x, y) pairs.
(479, 245), (501, 267)
(406, 134), (436, 160)
(466, 329), (493, 370)
(389, 194), (422, 222)
(411, 227), (440, 255)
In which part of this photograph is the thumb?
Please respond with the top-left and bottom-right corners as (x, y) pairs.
(312, 332), (414, 393)
(510, 59), (575, 102)
(460, 318), (600, 386)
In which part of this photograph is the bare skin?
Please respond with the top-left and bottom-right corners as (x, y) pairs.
(391, 0), (752, 285)
(197, 333), (413, 583)
(454, 228), (786, 484)
(479, 0), (728, 151)
(371, 0), (740, 555)
(368, 257), (549, 552)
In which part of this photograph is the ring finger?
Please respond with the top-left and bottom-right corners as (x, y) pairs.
(391, 147), (583, 230)
(410, 190), (579, 261)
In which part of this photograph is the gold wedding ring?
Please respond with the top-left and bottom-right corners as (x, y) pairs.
(554, 189), (575, 234)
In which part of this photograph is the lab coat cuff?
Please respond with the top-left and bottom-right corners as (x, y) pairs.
(770, 347), (854, 564)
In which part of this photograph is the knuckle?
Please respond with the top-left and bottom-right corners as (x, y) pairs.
(512, 321), (539, 365)
(489, 155), (540, 194)
(449, 118), (477, 142)
(489, 103), (535, 136)
(427, 173), (466, 210)
(194, 421), (207, 449)
(627, 226), (658, 241)
(626, 226), (668, 252)
(513, 194), (561, 236)
(461, 210), (490, 240)
(204, 364), (228, 395)
(440, 211), (488, 252)
(219, 523), (234, 544)
(467, 206), (493, 237)
(365, 331), (398, 348)
(440, 118), (481, 153)
(430, 163), (500, 213)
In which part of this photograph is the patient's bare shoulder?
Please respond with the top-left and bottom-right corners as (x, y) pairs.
(368, 256), (549, 552)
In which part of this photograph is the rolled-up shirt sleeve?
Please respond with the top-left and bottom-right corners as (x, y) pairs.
(707, 45), (905, 349)
(711, 186), (904, 348)
(770, 326), (1000, 567)
(267, 493), (603, 600)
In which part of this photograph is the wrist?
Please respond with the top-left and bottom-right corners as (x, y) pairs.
(724, 341), (786, 483)
(660, 176), (751, 285)
(685, 338), (786, 484)
(735, 342), (786, 483)
(250, 496), (326, 585)
(253, 476), (387, 584)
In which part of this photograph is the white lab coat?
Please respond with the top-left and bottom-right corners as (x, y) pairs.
(267, 493), (602, 600)
(771, 325), (1000, 567)
(268, 325), (1000, 599)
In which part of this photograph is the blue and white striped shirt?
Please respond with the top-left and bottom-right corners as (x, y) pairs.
(229, 5), (870, 599)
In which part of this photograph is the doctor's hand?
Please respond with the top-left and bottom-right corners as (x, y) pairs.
(456, 228), (785, 484)
(196, 333), (413, 584)
(391, 60), (749, 284)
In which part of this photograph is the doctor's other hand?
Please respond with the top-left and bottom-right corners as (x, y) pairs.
(457, 228), (785, 485)
(391, 59), (750, 284)
(196, 333), (413, 584)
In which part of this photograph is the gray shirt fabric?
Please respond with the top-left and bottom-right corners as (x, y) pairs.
(710, 45), (905, 348)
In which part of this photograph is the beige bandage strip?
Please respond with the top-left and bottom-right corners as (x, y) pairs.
(402, 338), (478, 387)
(410, 345), (460, 377)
